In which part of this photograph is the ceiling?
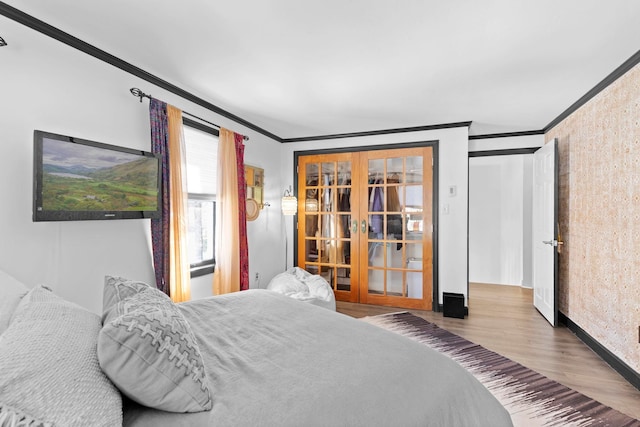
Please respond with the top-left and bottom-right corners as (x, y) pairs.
(3, 1), (640, 140)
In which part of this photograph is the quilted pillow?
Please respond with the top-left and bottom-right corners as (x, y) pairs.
(0, 269), (29, 334)
(0, 285), (122, 427)
(98, 277), (212, 412)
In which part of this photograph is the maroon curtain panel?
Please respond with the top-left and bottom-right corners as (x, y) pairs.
(149, 98), (170, 296)
(235, 133), (249, 291)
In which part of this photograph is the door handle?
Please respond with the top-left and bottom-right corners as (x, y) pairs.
(543, 240), (563, 247)
(361, 220), (367, 234)
(351, 219), (358, 234)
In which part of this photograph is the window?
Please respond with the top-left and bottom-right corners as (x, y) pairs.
(187, 196), (215, 276)
(183, 120), (219, 277)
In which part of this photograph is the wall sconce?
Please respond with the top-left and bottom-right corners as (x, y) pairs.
(281, 187), (298, 216)
(0, 37), (7, 47)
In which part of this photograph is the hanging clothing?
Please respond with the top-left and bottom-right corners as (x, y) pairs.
(386, 173), (402, 238)
(321, 174), (333, 263)
(322, 174), (332, 210)
(305, 181), (319, 256)
(338, 188), (351, 237)
(387, 173), (401, 212)
(370, 186), (384, 235)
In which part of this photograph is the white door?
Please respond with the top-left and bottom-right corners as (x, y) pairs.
(532, 138), (559, 326)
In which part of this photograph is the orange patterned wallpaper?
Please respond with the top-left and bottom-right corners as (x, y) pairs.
(546, 63), (640, 374)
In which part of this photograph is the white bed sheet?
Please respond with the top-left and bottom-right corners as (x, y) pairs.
(123, 290), (512, 427)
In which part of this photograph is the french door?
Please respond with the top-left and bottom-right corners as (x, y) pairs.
(296, 147), (433, 310)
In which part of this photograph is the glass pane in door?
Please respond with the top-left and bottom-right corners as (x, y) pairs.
(336, 267), (351, 291)
(406, 156), (423, 184)
(406, 271), (423, 299)
(337, 161), (350, 185)
(321, 162), (335, 184)
(403, 185), (423, 211)
(386, 269), (404, 296)
(386, 157), (404, 183)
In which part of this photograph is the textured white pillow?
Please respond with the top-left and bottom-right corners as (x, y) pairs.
(0, 269), (29, 334)
(98, 276), (212, 412)
(0, 285), (122, 427)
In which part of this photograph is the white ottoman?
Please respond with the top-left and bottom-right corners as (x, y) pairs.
(266, 267), (336, 311)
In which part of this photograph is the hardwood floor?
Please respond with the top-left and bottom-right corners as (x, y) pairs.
(337, 282), (640, 420)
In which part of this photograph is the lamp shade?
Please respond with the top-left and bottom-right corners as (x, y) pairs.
(281, 195), (298, 215)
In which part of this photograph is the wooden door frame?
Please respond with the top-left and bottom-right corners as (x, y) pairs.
(467, 147), (540, 313)
(293, 140), (440, 311)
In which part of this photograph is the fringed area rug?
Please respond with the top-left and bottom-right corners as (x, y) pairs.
(362, 312), (640, 427)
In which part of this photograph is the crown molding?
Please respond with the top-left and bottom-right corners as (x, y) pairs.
(544, 49), (640, 132)
(468, 129), (545, 140)
(282, 122), (472, 143)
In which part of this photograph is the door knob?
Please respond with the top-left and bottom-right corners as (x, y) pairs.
(351, 219), (358, 234)
(361, 220), (367, 234)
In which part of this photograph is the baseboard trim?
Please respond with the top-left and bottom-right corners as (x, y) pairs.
(559, 312), (640, 391)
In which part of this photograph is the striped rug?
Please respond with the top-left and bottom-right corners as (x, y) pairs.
(362, 312), (640, 427)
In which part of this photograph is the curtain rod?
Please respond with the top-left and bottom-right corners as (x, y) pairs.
(130, 88), (249, 141)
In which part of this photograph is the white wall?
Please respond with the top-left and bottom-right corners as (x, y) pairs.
(281, 126), (469, 304)
(0, 17), (284, 313)
(468, 134), (543, 152)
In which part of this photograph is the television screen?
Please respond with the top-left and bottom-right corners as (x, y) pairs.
(33, 130), (161, 221)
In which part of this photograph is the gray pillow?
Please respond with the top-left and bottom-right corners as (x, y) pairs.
(101, 275), (152, 325)
(98, 276), (212, 412)
(0, 285), (122, 426)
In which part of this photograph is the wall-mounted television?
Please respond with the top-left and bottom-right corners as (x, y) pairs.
(33, 130), (161, 221)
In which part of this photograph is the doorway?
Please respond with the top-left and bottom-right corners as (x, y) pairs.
(468, 153), (534, 289)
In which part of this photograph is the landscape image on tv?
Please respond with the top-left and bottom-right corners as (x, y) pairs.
(41, 137), (159, 212)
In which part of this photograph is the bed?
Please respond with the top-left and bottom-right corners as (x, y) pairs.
(0, 272), (512, 427)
